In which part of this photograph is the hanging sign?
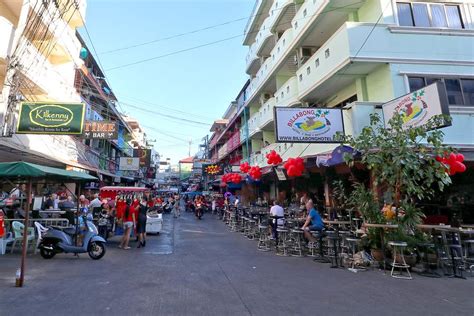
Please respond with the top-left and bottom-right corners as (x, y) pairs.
(16, 102), (85, 135)
(203, 164), (223, 175)
(119, 157), (140, 171)
(274, 107), (344, 143)
(133, 148), (151, 167)
(81, 121), (118, 139)
(382, 82), (451, 129)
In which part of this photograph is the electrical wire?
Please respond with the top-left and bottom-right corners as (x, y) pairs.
(105, 2), (365, 71)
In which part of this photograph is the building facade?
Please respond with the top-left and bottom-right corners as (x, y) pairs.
(238, 0), (474, 166)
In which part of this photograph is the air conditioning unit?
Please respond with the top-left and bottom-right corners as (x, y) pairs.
(259, 93), (271, 104)
(295, 47), (317, 66)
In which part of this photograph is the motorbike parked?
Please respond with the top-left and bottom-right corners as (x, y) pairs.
(39, 215), (106, 260)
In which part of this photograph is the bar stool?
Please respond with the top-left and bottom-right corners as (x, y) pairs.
(416, 242), (441, 278)
(229, 213), (238, 232)
(326, 231), (342, 268)
(257, 224), (271, 251)
(290, 228), (305, 257)
(346, 237), (365, 272)
(389, 241), (412, 279)
(276, 227), (289, 256)
(312, 230), (330, 263)
(448, 244), (465, 278)
(463, 240), (474, 276)
(247, 218), (257, 240)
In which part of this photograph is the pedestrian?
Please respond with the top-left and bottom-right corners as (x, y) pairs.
(173, 195), (181, 218)
(119, 199), (136, 250)
(136, 196), (148, 248)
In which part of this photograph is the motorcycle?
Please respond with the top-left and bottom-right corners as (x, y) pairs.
(195, 202), (203, 220)
(38, 215), (106, 260)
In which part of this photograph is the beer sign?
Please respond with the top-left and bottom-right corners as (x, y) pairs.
(16, 102), (85, 135)
(82, 121), (118, 139)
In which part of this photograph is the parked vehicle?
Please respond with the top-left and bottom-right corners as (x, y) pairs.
(38, 215), (106, 260)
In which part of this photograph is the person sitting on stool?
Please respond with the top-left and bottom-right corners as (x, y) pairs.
(301, 200), (324, 243)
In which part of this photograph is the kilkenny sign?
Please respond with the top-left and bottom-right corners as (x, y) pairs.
(82, 121), (118, 139)
(274, 107), (345, 143)
(133, 148), (151, 168)
(382, 82), (451, 129)
(17, 102), (85, 135)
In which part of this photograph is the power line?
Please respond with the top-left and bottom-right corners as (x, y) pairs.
(105, 2), (365, 71)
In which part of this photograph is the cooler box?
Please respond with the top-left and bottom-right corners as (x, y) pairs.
(146, 213), (163, 234)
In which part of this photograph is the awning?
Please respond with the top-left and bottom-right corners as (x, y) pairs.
(100, 186), (147, 192)
(0, 161), (97, 181)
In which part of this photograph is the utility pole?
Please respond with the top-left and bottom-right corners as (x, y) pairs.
(188, 139), (192, 157)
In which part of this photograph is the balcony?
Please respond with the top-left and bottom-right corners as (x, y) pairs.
(240, 122), (249, 144)
(275, 76), (298, 106)
(20, 42), (78, 100)
(217, 143), (228, 160)
(30, 1), (83, 65)
(0, 16), (14, 63)
(243, 0), (273, 46)
(296, 22), (474, 101)
(269, 0), (296, 34)
(245, 0), (365, 106)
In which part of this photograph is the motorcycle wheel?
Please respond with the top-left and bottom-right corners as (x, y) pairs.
(40, 246), (56, 259)
(88, 241), (106, 260)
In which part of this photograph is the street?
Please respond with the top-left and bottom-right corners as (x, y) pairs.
(1, 212), (473, 316)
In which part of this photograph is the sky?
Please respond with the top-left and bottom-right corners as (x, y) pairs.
(80, 0), (254, 164)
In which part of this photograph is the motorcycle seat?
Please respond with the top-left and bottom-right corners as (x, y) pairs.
(53, 226), (77, 235)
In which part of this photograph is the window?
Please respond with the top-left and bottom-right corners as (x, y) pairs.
(303, 9), (307, 17)
(306, 66), (311, 75)
(325, 49), (330, 58)
(397, 3), (414, 26)
(430, 4), (447, 27)
(412, 3), (430, 27)
(315, 58), (320, 68)
(408, 76), (474, 106)
(445, 79), (463, 105)
(396, 2), (464, 29)
(462, 79), (474, 105)
(408, 77), (425, 92)
(299, 74), (303, 82)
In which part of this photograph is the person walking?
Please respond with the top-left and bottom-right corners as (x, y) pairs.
(173, 196), (181, 218)
(119, 199), (136, 250)
(136, 196), (148, 248)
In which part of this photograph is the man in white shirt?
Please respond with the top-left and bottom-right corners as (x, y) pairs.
(269, 200), (284, 239)
(89, 193), (102, 209)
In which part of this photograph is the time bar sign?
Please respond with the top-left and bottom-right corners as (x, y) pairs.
(82, 121), (118, 139)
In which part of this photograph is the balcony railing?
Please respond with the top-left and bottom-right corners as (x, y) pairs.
(275, 76), (298, 106)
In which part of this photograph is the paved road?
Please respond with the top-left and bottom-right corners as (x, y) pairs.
(1, 212), (473, 315)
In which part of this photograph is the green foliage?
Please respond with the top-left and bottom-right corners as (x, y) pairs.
(348, 183), (383, 224)
(332, 179), (349, 208)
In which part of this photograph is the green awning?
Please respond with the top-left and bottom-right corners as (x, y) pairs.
(0, 161), (97, 181)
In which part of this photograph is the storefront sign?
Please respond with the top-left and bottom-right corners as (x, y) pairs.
(82, 121), (118, 139)
(119, 157), (140, 171)
(275, 168), (287, 181)
(382, 82), (451, 129)
(17, 102), (85, 135)
(133, 148), (151, 167)
(274, 107), (344, 143)
(202, 164), (223, 175)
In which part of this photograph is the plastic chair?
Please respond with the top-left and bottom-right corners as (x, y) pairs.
(11, 221), (35, 254)
(1, 232), (14, 255)
(34, 222), (49, 254)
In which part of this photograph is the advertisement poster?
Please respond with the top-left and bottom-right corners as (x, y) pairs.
(274, 107), (344, 143)
(133, 148), (151, 167)
(17, 102), (85, 135)
(119, 157), (140, 171)
(382, 82), (451, 129)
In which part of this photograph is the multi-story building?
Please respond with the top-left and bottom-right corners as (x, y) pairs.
(0, 0), (90, 168)
(241, 0), (474, 166)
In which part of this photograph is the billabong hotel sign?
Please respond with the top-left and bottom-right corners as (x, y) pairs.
(274, 107), (344, 143)
(17, 102), (85, 135)
(382, 82), (451, 129)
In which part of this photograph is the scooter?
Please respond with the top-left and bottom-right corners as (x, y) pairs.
(195, 203), (203, 220)
(39, 215), (106, 260)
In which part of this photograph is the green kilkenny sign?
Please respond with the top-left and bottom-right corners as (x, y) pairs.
(17, 102), (85, 135)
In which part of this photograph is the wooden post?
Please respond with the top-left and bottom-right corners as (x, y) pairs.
(324, 177), (331, 209)
(75, 183), (81, 246)
(18, 179), (32, 287)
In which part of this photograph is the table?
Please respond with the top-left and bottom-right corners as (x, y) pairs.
(461, 224), (474, 229)
(363, 223), (399, 272)
(39, 209), (65, 218)
(417, 224), (451, 230)
(324, 220), (351, 226)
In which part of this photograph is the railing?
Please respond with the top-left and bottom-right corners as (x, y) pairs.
(275, 76), (298, 105)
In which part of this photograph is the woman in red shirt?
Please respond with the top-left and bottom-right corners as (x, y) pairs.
(118, 199), (137, 250)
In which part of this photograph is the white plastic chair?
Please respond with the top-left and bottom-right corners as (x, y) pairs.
(0, 232), (14, 255)
(11, 221), (35, 254)
(34, 222), (48, 254)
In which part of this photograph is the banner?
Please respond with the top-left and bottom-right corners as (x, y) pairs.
(17, 102), (85, 135)
(119, 157), (140, 171)
(133, 148), (151, 167)
(382, 82), (451, 129)
(202, 164), (223, 175)
(82, 121), (118, 139)
(274, 107), (344, 143)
